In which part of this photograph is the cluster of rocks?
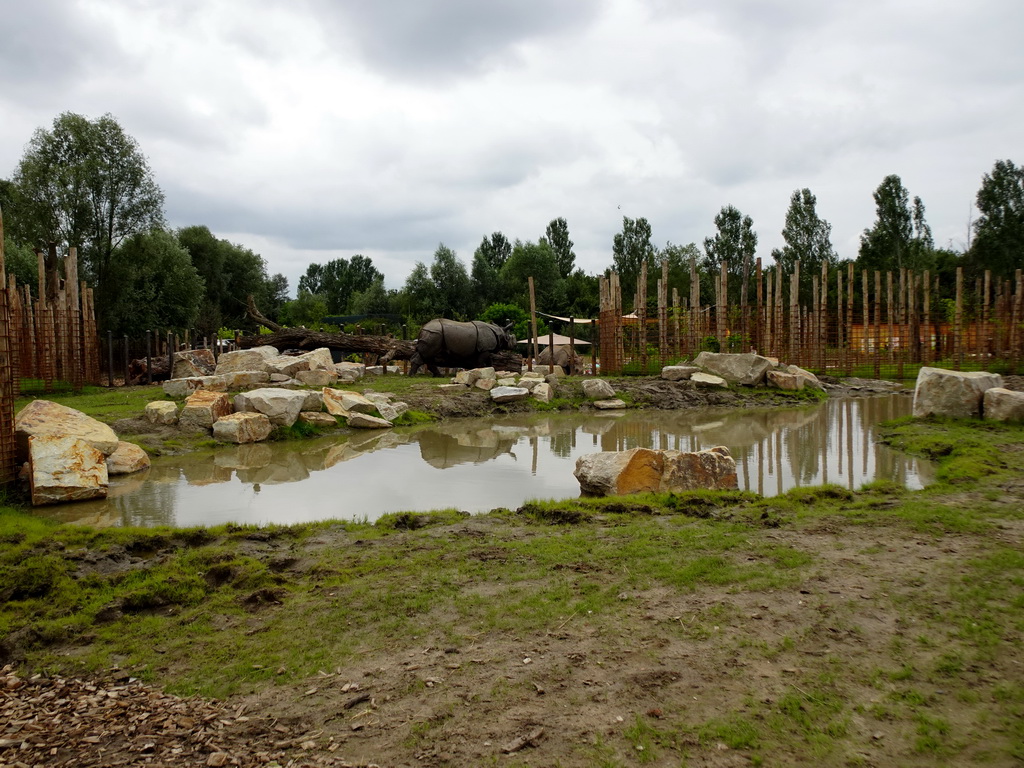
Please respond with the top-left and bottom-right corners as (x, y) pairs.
(14, 401), (152, 506)
(161, 345), (398, 398)
(148, 384), (409, 445)
(911, 367), (1024, 421)
(437, 364), (630, 409)
(660, 351), (825, 391)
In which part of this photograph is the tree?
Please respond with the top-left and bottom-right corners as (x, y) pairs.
(500, 239), (562, 311)
(858, 174), (934, 273)
(99, 229), (203, 336)
(703, 205), (757, 305)
(429, 244), (472, 319)
(476, 232), (512, 271)
(348, 276), (394, 316)
(660, 241), (702, 307)
(771, 189), (837, 304)
(612, 216), (655, 301)
(398, 261), (438, 322)
(297, 255), (382, 315)
(10, 112), (165, 299)
(1, 236), (38, 295)
(480, 302), (534, 342)
(969, 159), (1024, 279)
(279, 289), (328, 328)
(544, 217), (576, 279)
(261, 273), (291, 323)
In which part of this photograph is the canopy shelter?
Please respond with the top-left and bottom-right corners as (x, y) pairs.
(517, 333), (591, 347)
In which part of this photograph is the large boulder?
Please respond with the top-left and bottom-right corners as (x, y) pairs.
(106, 441), (151, 475)
(264, 355), (310, 377)
(233, 388), (309, 426)
(533, 382), (554, 403)
(574, 446), (738, 497)
(661, 366), (701, 382)
(214, 345), (279, 375)
(574, 447), (665, 495)
(693, 352), (773, 386)
(660, 446), (738, 491)
(983, 387), (1024, 423)
(27, 435), (108, 506)
(912, 367), (1003, 419)
(766, 370), (804, 391)
(582, 379), (616, 400)
(213, 412), (274, 443)
(178, 391), (233, 431)
(783, 364), (825, 391)
(172, 349), (216, 379)
(295, 348), (335, 371)
(15, 399), (120, 458)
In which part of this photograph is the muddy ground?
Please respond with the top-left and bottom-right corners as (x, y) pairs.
(3, 375), (1023, 767)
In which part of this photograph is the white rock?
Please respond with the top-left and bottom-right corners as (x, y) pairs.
(28, 435), (108, 506)
(490, 386), (529, 403)
(475, 378), (497, 391)
(378, 402), (409, 421)
(593, 398), (627, 410)
(106, 441), (151, 475)
(693, 351), (773, 386)
(661, 366), (701, 381)
(213, 412), (274, 443)
(264, 355), (311, 377)
(783, 364), (825, 391)
(691, 372), (729, 388)
(438, 383), (468, 393)
(301, 390), (324, 412)
(912, 367), (1003, 419)
(766, 371), (804, 391)
(233, 388), (308, 426)
(347, 412), (394, 429)
(145, 401), (178, 425)
(533, 382), (554, 403)
(333, 361), (365, 380)
(298, 411), (338, 428)
(214, 345), (279, 374)
(295, 347), (335, 371)
(582, 379), (616, 399)
(983, 387), (1024, 422)
(15, 399), (120, 457)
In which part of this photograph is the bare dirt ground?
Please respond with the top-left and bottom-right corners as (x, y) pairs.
(4, 375), (1023, 767)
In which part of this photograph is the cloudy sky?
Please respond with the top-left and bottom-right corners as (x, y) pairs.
(2, 0), (1021, 296)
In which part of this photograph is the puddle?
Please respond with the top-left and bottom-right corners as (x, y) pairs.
(39, 393), (932, 528)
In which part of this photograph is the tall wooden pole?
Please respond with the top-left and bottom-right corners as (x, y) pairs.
(528, 276), (538, 372)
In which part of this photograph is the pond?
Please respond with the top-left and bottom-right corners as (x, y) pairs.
(38, 393), (932, 528)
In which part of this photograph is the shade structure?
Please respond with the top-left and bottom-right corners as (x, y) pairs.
(517, 333), (591, 347)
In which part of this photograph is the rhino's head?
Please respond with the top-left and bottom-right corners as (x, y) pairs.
(500, 322), (516, 349)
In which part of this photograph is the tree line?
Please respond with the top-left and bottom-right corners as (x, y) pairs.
(2, 112), (1021, 340)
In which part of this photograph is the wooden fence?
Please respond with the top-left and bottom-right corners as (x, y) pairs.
(599, 258), (1024, 377)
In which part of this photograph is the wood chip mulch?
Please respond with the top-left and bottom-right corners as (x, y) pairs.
(0, 665), (377, 768)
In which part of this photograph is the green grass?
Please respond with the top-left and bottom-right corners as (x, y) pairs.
(15, 384), (169, 423)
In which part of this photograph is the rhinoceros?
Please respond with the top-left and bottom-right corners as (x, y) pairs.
(409, 319), (516, 376)
(536, 344), (582, 375)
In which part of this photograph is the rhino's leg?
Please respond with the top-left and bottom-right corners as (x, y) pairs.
(408, 352), (425, 376)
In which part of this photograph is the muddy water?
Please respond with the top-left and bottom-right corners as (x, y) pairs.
(40, 393), (932, 528)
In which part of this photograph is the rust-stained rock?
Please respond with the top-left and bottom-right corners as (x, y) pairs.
(323, 388), (377, 417)
(171, 348), (216, 379)
(178, 390), (232, 431)
(661, 445), (738, 491)
(106, 441), (151, 475)
(28, 435), (108, 506)
(574, 445), (738, 496)
(212, 412), (274, 444)
(574, 447), (666, 496)
(767, 370), (804, 391)
(15, 399), (120, 458)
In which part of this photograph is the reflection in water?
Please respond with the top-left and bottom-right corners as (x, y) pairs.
(38, 394), (931, 528)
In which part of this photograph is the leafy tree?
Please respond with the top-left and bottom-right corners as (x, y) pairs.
(476, 231), (512, 271)
(297, 255), (382, 315)
(703, 205), (757, 304)
(279, 289), (328, 328)
(858, 174), (934, 273)
(659, 241), (703, 307)
(561, 268), (600, 320)
(429, 244), (471, 319)
(545, 217), (576, 279)
(771, 188), (837, 304)
(398, 261), (438, 322)
(969, 159), (1024, 279)
(261, 273), (290, 323)
(177, 225), (273, 334)
(2, 237), (38, 295)
(99, 229), (203, 336)
(612, 216), (655, 301)
(10, 112), (165, 301)
(348, 276), (394, 316)
(500, 239), (562, 311)
(480, 302), (534, 341)
(470, 248), (503, 314)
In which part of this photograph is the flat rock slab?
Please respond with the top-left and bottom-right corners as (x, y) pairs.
(691, 372), (729, 388)
(347, 412), (394, 429)
(912, 367), (1003, 419)
(593, 398), (627, 410)
(491, 386), (529, 403)
(16, 399), (120, 458)
(661, 366), (701, 381)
